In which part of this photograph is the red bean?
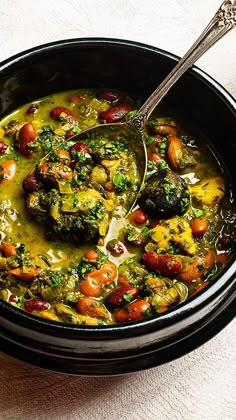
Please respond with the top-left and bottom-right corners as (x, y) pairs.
(0, 141), (9, 154)
(130, 209), (147, 225)
(26, 104), (39, 115)
(99, 103), (133, 123)
(106, 239), (125, 256)
(115, 299), (151, 323)
(70, 142), (90, 154)
(22, 173), (42, 192)
(9, 294), (18, 303)
(125, 229), (143, 247)
(65, 130), (75, 139)
(18, 122), (36, 158)
(25, 299), (49, 313)
(105, 286), (139, 308)
(50, 107), (74, 121)
(148, 152), (162, 165)
(142, 252), (182, 276)
(96, 91), (121, 102)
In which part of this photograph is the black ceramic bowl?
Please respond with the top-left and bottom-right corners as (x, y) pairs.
(0, 38), (235, 376)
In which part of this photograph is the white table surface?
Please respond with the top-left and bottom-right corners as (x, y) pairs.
(0, 1), (235, 419)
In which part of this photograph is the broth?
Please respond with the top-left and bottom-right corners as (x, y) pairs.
(0, 89), (234, 325)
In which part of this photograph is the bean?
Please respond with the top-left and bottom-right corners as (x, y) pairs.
(96, 91), (121, 102)
(148, 152), (162, 165)
(50, 106), (74, 121)
(0, 160), (17, 184)
(179, 251), (215, 283)
(9, 294), (18, 304)
(115, 299), (151, 323)
(22, 173), (42, 192)
(76, 297), (109, 319)
(105, 286), (139, 308)
(130, 209), (147, 225)
(79, 261), (117, 297)
(26, 104), (39, 114)
(1, 243), (17, 257)
(25, 299), (49, 313)
(167, 135), (183, 170)
(18, 122), (36, 158)
(142, 252), (182, 277)
(70, 142), (90, 154)
(154, 125), (177, 136)
(106, 239), (125, 256)
(99, 103), (133, 123)
(191, 218), (208, 237)
(0, 141), (9, 154)
(55, 149), (72, 166)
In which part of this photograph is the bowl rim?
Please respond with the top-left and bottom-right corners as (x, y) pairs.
(0, 37), (235, 337)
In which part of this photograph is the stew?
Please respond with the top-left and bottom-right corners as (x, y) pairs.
(0, 88), (235, 325)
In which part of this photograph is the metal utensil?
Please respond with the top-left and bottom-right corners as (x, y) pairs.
(71, 0), (236, 213)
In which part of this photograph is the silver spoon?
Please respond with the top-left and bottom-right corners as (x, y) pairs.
(71, 0), (236, 213)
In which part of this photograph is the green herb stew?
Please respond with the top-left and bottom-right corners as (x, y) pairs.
(0, 89), (235, 325)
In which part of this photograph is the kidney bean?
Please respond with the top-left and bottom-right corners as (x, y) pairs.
(179, 250), (215, 283)
(50, 106), (74, 121)
(22, 173), (42, 192)
(26, 104), (39, 115)
(76, 297), (109, 319)
(191, 218), (208, 237)
(148, 220), (161, 229)
(142, 252), (182, 277)
(0, 141), (9, 154)
(105, 286), (139, 308)
(125, 228), (143, 247)
(167, 135), (183, 170)
(106, 239), (125, 256)
(147, 135), (163, 149)
(65, 130), (75, 139)
(115, 299), (151, 323)
(25, 299), (49, 313)
(148, 152), (162, 166)
(96, 91), (121, 103)
(9, 294), (18, 303)
(68, 95), (81, 104)
(217, 233), (231, 251)
(79, 261), (117, 297)
(83, 250), (99, 262)
(70, 142), (90, 154)
(18, 122), (36, 158)
(99, 103), (133, 123)
(9, 267), (38, 282)
(0, 160), (17, 184)
(1, 242), (17, 257)
(130, 209), (147, 225)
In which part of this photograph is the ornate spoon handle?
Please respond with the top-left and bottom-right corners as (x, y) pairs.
(131, 0), (236, 131)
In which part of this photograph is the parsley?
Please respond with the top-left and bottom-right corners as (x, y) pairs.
(50, 272), (63, 287)
(192, 208), (205, 218)
(113, 172), (133, 192)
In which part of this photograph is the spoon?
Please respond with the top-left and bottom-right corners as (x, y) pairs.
(70, 0), (236, 213)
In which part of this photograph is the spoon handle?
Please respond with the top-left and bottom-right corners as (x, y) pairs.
(131, 0), (236, 131)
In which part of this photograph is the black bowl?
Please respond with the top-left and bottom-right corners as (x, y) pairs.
(0, 38), (235, 376)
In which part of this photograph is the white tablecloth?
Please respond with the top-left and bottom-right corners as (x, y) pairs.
(0, 1), (235, 419)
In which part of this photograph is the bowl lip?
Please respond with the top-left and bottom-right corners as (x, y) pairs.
(0, 37), (235, 336)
